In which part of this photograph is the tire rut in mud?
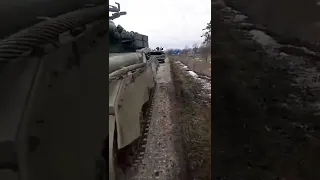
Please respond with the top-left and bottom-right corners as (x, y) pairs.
(126, 61), (188, 180)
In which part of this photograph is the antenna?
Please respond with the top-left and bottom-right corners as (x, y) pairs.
(109, 2), (127, 20)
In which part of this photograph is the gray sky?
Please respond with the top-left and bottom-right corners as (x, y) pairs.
(110, 0), (211, 49)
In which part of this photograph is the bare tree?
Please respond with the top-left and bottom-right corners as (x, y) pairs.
(201, 21), (211, 45)
(199, 44), (211, 62)
(192, 43), (199, 55)
(199, 21), (211, 61)
(181, 45), (191, 56)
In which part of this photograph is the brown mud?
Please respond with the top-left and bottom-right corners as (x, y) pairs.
(212, 3), (320, 180)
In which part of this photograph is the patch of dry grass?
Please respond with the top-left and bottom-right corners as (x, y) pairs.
(171, 56), (211, 78)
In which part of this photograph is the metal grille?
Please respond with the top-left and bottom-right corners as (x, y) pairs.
(0, 4), (107, 61)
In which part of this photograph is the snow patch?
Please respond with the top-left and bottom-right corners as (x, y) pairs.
(279, 52), (289, 57)
(224, 7), (240, 14)
(222, 6), (249, 23)
(233, 14), (247, 22)
(249, 30), (280, 47)
(176, 61), (211, 97)
(199, 79), (211, 90)
(222, 5), (320, 114)
(285, 45), (317, 56)
(187, 70), (198, 78)
(176, 61), (188, 69)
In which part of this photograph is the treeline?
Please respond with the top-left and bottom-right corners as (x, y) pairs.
(166, 21), (212, 61)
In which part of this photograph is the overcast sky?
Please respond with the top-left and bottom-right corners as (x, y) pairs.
(110, 0), (211, 49)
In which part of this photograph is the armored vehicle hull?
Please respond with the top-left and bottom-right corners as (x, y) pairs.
(150, 51), (166, 63)
(0, 2), (157, 180)
(108, 3), (158, 179)
(109, 52), (158, 179)
(0, 0), (106, 40)
(0, 3), (113, 180)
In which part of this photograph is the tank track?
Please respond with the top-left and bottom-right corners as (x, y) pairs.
(117, 84), (156, 173)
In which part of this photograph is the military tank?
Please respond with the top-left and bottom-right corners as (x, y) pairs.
(150, 47), (166, 63)
(109, 3), (158, 180)
(0, 2), (157, 180)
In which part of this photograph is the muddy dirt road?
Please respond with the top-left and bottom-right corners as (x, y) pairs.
(127, 59), (187, 180)
(124, 56), (212, 180)
(212, 3), (320, 180)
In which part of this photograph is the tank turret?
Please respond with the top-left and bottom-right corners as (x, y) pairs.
(109, 3), (149, 53)
(149, 47), (166, 63)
